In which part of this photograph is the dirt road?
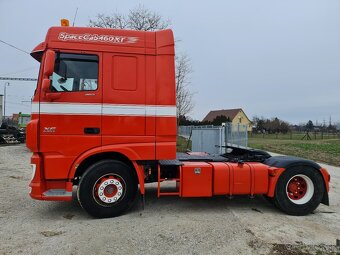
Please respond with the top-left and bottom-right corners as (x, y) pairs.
(0, 145), (339, 254)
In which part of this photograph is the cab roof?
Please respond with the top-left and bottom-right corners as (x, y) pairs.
(31, 26), (174, 61)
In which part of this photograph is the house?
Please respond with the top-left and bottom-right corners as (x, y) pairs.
(202, 108), (252, 131)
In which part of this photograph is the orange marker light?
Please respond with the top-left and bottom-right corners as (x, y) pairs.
(60, 19), (70, 27)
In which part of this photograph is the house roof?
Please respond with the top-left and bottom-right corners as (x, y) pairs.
(202, 108), (247, 122)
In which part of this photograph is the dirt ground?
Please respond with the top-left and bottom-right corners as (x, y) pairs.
(0, 145), (339, 255)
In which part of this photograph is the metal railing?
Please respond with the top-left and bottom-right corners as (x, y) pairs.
(179, 123), (248, 154)
(225, 123), (248, 147)
(178, 125), (215, 139)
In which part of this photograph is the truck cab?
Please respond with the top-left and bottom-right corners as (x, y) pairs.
(27, 26), (176, 205)
(27, 25), (330, 218)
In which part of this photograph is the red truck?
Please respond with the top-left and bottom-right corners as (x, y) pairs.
(26, 24), (330, 218)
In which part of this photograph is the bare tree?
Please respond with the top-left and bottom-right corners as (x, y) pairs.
(89, 13), (128, 29)
(89, 5), (194, 117)
(175, 53), (194, 117)
(89, 5), (170, 31)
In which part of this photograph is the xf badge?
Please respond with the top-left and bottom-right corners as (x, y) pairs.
(43, 127), (56, 133)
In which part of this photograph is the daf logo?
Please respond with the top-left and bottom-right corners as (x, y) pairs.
(43, 127), (56, 133)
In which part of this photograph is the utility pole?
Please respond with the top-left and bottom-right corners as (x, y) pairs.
(3, 82), (10, 121)
(0, 94), (3, 121)
(0, 77), (36, 122)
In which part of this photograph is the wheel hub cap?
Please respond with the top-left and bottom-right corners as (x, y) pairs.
(96, 177), (123, 204)
(287, 176), (307, 200)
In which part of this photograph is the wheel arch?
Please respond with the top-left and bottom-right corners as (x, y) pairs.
(265, 156), (329, 205)
(264, 155), (321, 170)
(69, 148), (145, 195)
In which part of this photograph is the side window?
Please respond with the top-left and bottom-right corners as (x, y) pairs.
(51, 53), (98, 92)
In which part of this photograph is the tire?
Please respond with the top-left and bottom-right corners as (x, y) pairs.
(274, 166), (324, 216)
(77, 160), (138, 218)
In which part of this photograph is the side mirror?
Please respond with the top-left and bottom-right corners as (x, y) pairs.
(42, 78), (61, 100)
(43, 50), (55, 77)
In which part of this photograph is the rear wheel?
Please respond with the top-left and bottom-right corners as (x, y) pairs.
(274, 166), (324, 216)
(77, 160), (137, 218)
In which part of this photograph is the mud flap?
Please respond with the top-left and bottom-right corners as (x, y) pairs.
(321, 189), (329, 206)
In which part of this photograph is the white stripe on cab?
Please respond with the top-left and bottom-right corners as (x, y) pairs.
(31, 102), (177, 117)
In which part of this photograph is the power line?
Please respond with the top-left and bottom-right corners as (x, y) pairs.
(0, 39), (30, 55)
(7, 101), (31, 107)
(0, 77), (37, 81)
(0, 66), (38, 76)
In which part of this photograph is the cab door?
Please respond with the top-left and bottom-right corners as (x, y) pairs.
(39, 51), (102, 179)
(101, 53), (155, 159)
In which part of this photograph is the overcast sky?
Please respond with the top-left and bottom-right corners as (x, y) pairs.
(0, 0), (339, 125)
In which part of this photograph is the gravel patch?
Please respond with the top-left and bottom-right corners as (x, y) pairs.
(0, 145), (339, 254)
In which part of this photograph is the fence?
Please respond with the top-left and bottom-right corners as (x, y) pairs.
(225, 123), (248, 147)
(191, 126), (226, 154)
(178, 123), (248, 154)
(178, 125), (215, 139)
(250, 131), (340, 140)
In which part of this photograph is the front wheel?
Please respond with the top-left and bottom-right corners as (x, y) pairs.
(274, 166), (325, 216)
(77, 160), (138, 218)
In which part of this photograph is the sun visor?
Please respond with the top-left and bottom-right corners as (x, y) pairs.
(30, 42), (46, 62)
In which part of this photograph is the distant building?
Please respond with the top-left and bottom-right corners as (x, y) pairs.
(12, 113), (19, 122)
(203, 108), (252, 131)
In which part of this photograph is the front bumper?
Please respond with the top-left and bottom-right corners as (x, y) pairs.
(29, 153), (72, 201)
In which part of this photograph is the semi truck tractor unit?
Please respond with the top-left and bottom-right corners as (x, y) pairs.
(26, 25), (330, 218)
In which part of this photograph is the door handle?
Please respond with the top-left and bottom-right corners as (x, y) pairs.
(84, 127), (100, 134)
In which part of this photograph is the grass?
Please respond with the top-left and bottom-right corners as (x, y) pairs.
(249, 137), (340, 167)
(177, 134), (340, 166)
(177, 136), (192, 152)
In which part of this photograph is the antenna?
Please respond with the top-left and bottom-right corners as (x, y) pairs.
(72, 7), (79, 26)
